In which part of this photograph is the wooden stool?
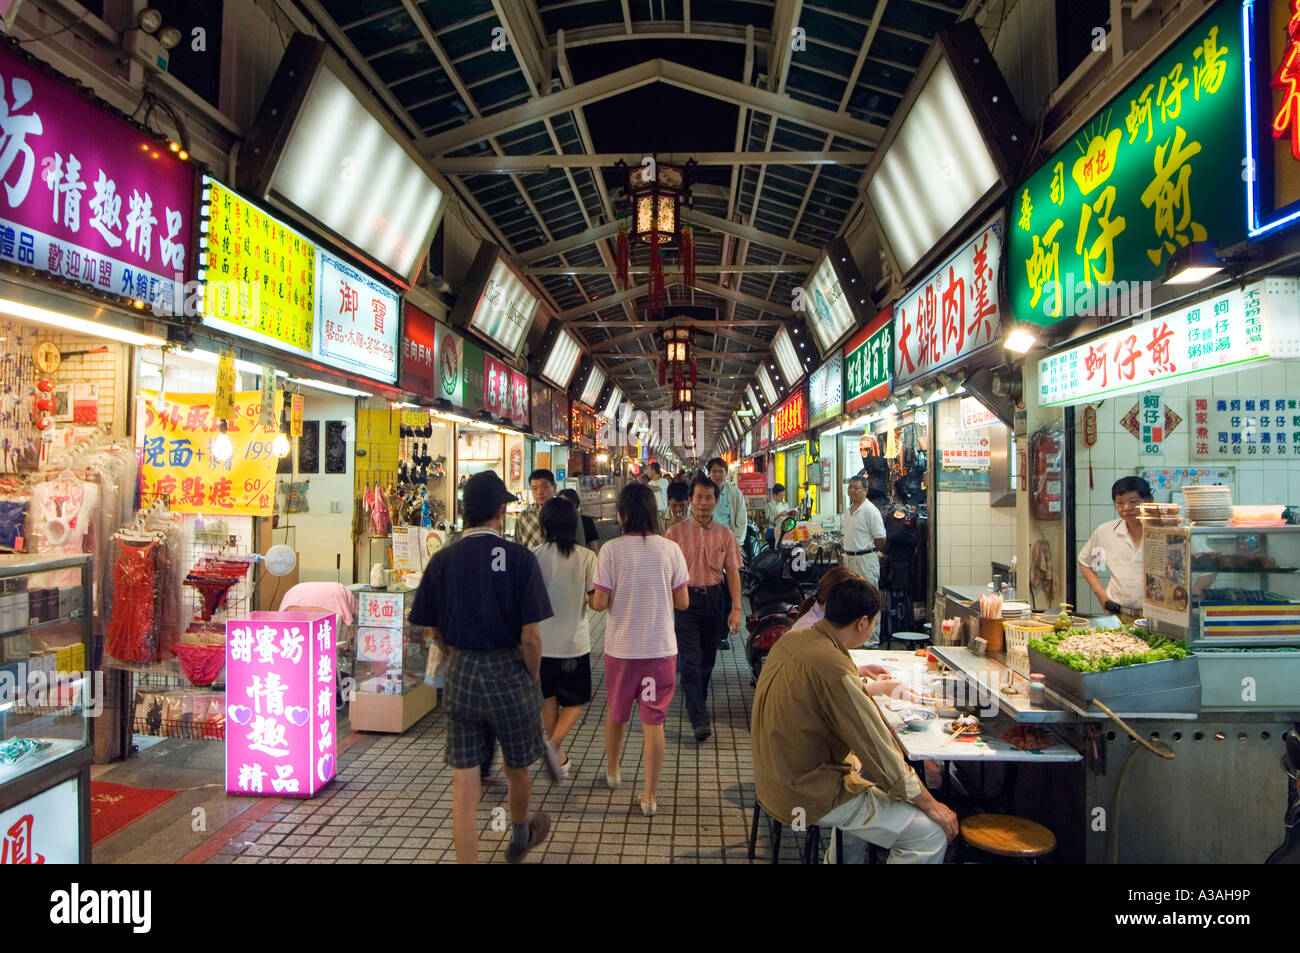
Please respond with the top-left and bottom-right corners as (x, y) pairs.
(748, 802), (843, 864)
(886, 630), (931, 651)
(959, 813), (1056, 862)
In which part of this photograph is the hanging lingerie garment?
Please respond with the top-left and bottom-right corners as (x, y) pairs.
(0, 499), (27, 548)
(106, 539), (160, 663)
(184, 557), (252, 621)
(31, 480), (99, 587)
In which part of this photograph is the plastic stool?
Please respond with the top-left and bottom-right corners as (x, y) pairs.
(886, 630), (931, 651)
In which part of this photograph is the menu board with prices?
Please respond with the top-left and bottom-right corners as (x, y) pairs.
(1140, 393), (1167, 454)
(225, 612), (337, 797)
(1192, 396), (1300, 459)
(203, 177), (314, 354)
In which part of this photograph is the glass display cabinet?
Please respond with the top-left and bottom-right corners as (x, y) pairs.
(347, 586), (436, 733)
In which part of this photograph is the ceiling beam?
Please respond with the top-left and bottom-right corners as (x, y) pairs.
(690, 211), (820, 260)
(415, 58), (882, 157)
(567, 319), (781, 328)
(525, 264), (810, 276)
(693, 280), (794, 317)
(430, 150), (872, 173)
(768, 0), (804, 95)
(521, 221), (620, 264)
(556, 283), (649, 321)
(545, 21), (767, 49)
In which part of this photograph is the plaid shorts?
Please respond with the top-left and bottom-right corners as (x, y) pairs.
(443, 647), (544, 770)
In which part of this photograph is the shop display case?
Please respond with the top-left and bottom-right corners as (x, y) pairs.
(347, 586), (436, 733)
(0, 554), (93, 862)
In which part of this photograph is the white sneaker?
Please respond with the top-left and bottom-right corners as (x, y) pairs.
(605, 771), (622, 790)
(558, 756), (571, 780)
(543, 740), (564, 781)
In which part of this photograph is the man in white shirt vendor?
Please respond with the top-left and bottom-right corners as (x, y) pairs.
(842, 475), (887, 647)
(1078, 476), (1151, 624)
(766, 483), (798, 548)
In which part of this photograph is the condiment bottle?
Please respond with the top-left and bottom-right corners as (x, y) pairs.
(1053, 603), (1074, 632)
(1029, 674), (1047, 707)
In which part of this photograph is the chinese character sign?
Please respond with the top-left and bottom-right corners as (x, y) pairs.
(1037, 280), (1283, 407)
(357, 591), (404, 629)
(482, 354), (529, 428)
(0, 778), (79, 864)
(1140, 392), (1167, 453)
(0, 45), (195, 309)
(1008, 1), (1243, 324)
(400, 302), (439, 398)
(140, 391), (282, 515)
(1192, 394), (1300, 460)
(226, 612), (337, 797)
(843, 309), (893, 414)
(315, 250), (399, 383)
(772, 391), (806, 443)
(893, 222), (1002, 386)
(1250, 0), (1300, 233)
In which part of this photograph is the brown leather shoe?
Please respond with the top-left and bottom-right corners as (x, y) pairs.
(504, 811), (551, 863)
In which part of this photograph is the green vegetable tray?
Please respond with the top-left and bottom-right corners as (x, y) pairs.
(1028, 628), (1201, 713)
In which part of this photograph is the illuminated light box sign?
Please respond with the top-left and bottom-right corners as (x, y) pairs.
(808, 352), (844, 428)
(961, 396), (1000, 430)
(483, 354), (529, 429)
(1245, 0), (1300, 235)
(0, 43), (196, 310)
(759, 413), (771, 448)
(201, 177), (316, 356)
(314, 250), (399, 383)
(893, 219), (1003, 386)
(1037, 278), (1294, 407)
(862, 21), (1024, 280)
(242, 35), (447, 286)
(799, 242), (870, 356)
(226, 611), (337, 798)
(449, 242), (540, 359)
(541, 329), (581, 390)
(844, 308), (893, 414)
(400, 302), (439, 399)
(0, 777), (80, 863)
(1008, 0), (1243, 324)
(772, 389), (807, 443)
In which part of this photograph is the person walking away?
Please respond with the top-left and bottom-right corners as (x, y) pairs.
(766, 483), (797, 549)
(666, 475), (743, 742)
(589, 483), (689, 816)
(533, 497), (597, 780)
(410, 471), (554, 863)
(1078, 476), (1152, 624)
(753, 577), (958, 863)
(659, 480), (690, 534)
(706, 457), (746, 649)
(842, 475), (886, 646)
(558, 487), (600, 553)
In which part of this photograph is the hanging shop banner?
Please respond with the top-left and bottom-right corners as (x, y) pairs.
(843, 309), (893, 414)
(460, 340), (485, 414)
(314, 249), (398, 383)
(453, 247), (540, 359)
(483, 355), (529, 429)
(290, 395), (304, 437)
(738, 471), (767, 497)
(140, 391), (282, 516)
(571, 402), (597, 452)
(759, 413), (771, 448)
(1037, 279), (1289, 406)
(772, 390), (807, 444)
(799, 248), (856, 355)
(1244, 0), (1300, 236)
(1008, 1), (1243, 325)
(893, 219), (1003, 386)
(1192, 395), (1300, 459)
(551, 389), (570, 443)
(808, 352), (844, 428)
(400, 302), (439, 399)
(225, 611), (337, 797)
(0, 45), (196, 311)
(438, 324), (464, 407)
(960, 396), (999, 430)
(530, 382), (554, 439)
(201, 177), (315, 356)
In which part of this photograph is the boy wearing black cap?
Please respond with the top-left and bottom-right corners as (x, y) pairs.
(411, 470), (555, 863)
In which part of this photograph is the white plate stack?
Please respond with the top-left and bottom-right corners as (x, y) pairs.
(1000, 601), (1032, 621)
(1180, 485), (1233, 524)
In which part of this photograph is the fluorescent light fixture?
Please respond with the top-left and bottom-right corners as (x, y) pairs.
(434, 411), (474, 425)
(1163, 240), (1224, 285)
(603, 386), (623, 420)
(175, 347), (290, 378)
(288, 376), (372, 398)
(391, 401), (419, 409)
(542, 329), (582, 390)
(756, 365), (778, 405)
(581, 366), (606, 407)
(0, 298), (167, 347)
(746, 385), (761, 416)
(906, 394), (925, 407)
(772, 326), (802, 384)
(1004, 327), (1038, 354)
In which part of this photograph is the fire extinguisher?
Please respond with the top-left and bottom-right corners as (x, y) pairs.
(1031, 423), (1064, 521)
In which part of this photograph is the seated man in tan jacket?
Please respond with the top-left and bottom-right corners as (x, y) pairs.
(752, 577), (958, 863)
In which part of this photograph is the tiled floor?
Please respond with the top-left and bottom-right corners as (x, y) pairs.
(192, 611), (810, 864)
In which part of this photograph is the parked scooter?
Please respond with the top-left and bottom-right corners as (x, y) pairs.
(742, 517), (807, 683)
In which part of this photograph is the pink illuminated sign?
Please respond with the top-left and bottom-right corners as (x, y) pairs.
(225, 611), (337, 797)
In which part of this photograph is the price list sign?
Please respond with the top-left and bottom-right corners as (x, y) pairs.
(225, 611), (337, 798)
(1192, 396), (1300, 459)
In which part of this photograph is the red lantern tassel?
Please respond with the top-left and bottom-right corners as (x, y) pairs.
(658, 361), (666, 387)
(649, 238), (665, 318)
(690, 359), (697, 388)
(681, 226), (695, 289)
(615, 228), (630, 291)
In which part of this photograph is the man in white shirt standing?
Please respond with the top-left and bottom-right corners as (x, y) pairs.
(1078, 476), (1152, 623)
(649, 461), (670, 513)
(842, 475), (887, 647)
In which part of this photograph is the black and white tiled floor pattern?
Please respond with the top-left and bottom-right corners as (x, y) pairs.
(210, 611), (810, 864)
